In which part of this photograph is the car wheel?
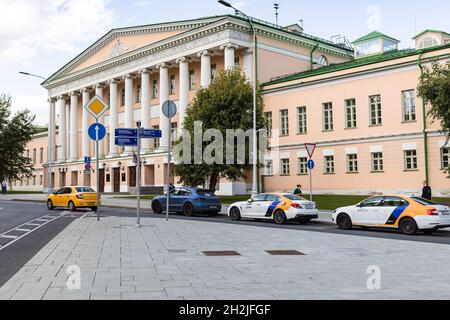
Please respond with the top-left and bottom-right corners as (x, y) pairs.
(47, 200), (54, 210)
(297, 219), (310, 225)
(183, 203), (195, 216)
(68, 201), (76, 212)
(337, 214), (352, 230)
(399, 217), (418, 235)
(151, 201), (163, 214)
(273, 210), (287, 225)
(230, 207), (241, 221)
(422, 229), (436, 235)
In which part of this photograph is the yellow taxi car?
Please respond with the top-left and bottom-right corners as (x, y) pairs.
(47, 186), (98, 211)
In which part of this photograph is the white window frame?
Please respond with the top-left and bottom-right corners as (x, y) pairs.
(280, 109), (289, 136)
(265, 111), (272, 137)
(281, 159), (290, 175)
(152, 80), (158, 99)
(169, 75), (176, 95)
(371, 152), (384, 172)
(402, 90), (416, 122)
(297, 106), (307, 134)
(264, 160), (274, 176)
(404, 150), (418, 171)
(347, 154), (358, 173)
(298, 157), (308, 175)
(441, 148), (449, 170)
(324, 155), (335, 174)
(369, 95), (382, 126)
(136, 84), (141, 103)
(189, 70), (195, 91)
(345, 99), (357, 129)
(323, 102), (334, 131)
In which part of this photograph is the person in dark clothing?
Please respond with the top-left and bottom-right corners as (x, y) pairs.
(1, 179), (6, 195)
(421, 181), (432, 200)
(293, 185), (303, 196)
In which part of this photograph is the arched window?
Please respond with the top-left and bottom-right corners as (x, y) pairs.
(318, 55), (328, 66)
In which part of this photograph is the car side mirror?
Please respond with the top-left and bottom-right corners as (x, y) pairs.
(247, 199), (253, 203)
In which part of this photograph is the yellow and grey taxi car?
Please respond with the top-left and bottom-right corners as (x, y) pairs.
(47, 186), (98, 211)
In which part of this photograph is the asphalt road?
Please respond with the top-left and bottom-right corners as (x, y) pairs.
(0, 201), (80, 287)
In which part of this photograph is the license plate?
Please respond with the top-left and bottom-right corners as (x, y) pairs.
(304, 205), (314, 210)
(88, 202), (96, 206)
(442, 210), (449, 216)
(209, 206), (218, 209)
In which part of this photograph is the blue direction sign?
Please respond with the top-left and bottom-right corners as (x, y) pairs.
(88, 123), (106, 141)
(141, 129), (162, 138)
(84, 157), (91, 165)
(307, 160), (315, 170)
(115, 128), (137, 138)
(115, 137), (138, 146)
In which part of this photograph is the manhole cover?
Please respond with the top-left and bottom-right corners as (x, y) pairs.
(203, 251), (241, 256)
(265, 250), (305, 256)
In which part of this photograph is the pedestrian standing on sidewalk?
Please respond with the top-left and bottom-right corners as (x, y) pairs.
(293, 184), (303, 196)
(421, 181), (432, 200)
(1, 179), (6, 195)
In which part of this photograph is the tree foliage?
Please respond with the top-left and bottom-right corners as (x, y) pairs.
(417, 61), (450, 141)
(0, 94), (36, 182)
(173, 69), (266, 190)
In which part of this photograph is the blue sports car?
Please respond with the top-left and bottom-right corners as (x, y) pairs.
(151, 187), (222, 216)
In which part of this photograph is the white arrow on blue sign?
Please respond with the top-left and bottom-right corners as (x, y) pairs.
(88, 123), (106, 141)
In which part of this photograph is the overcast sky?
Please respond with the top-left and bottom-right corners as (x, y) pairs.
(1, 0), (449, 125)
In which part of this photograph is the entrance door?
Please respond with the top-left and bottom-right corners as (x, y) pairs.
(129, 167), (136, 188)
(60, 172), (66, 187)
(113, 168), (120, 193)
(99, 169), (105, 193)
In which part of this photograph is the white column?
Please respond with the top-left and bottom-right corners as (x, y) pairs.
(57, 96), (67, 162)
(65, 102), (70, 159)
(123, 74), (135, 154)
(139, 69), (151, 152)
(81, 88), (91, 159)
(158, 63), (170, 150)
(48, 97), (56, 189)
(221, 44), (237, 70)
(95, 84), (105, 158)
(69, 92), (79, 162)
(177, 57), (189, 129)
(108, 79), (119, 157)
(243, 48), (253, 80)
(197, 51), (211, 87)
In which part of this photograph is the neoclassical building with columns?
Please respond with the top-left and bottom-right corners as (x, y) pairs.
(18, 15), (449, 196)
(25, 14), (351, 195)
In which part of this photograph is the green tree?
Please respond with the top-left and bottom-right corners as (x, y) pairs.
(0, 94), (36, 184)
(173, 69), (266, 190)
(417, 61), (450, 173)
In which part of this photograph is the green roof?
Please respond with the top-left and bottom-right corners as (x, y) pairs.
(263, 43), (450, 87)
(352, 31), (400, 44)
(413, 29), (450, 39)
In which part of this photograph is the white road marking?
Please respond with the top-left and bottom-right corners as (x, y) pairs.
(24, 223), (40, 226)
(0, 235), (18, 239)
(15, 228), (32, 232)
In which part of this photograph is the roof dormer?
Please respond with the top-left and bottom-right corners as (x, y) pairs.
(352, 31), (400, 59)
(413, 30), (450, 50)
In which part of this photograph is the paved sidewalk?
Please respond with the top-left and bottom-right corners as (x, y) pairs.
(1, 213), (450, 300)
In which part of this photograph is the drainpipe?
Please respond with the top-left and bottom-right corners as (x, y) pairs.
(418, 51), (430, 184)
(310, 42), (319, 70)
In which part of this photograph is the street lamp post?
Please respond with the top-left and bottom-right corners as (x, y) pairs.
(218, 0), (259, 198)
(19, 71), (54, 194)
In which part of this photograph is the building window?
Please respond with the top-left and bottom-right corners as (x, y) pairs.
(297, 106), (307, 134)
(372, 152), (384, 172)
(32, 176), (36, 186)
(347, 154), (358, 173)
(318, 55), (328, 66)
(170, 75), (176, 95)
(281, 159), (290, 175)
(298, 157), (308, 175)
(323, 103), (334, 131)
(107, 92), (111, 105)
(26, 149), (30, 159)
(345, 99), (357, 129)
(32, 149), (36, 164)
(264, 160), (273, 176)
(402, 90), (416, 122)
(369, 95), (382, 126)
(152, 80), (158, 99)
(404, 150), (418, 171)
(441, 148), (449, 170)
(106, 174), (111, 183)
(234, 57), (240, 68)
(39, 175), (43, 186)
(171, 122), (178, 146)
(280, 109), (289, 136)
(40, 147), (44, 163)
(121, 88), (125, 106)
(211, 64), (217, 81)
(136, 84), (141, 103)
(189, 70), (195, 90)
(121, 173), (126, 182)
(152, 125), (160, 149)
(324, 156), (335, 174)
(265, 112), (272, 137)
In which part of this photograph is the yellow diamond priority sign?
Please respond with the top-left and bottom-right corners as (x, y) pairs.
(84, 95), (109, 119)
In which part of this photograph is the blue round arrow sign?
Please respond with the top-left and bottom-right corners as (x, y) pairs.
(307, 160), (315, 170)
(88, 123), (106, 141)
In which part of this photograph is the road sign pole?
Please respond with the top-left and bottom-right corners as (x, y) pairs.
(95, 123), (100, 221)
(166, 115), (171, 222)
(136, 122), (141, 227)
(309, 157), (313, 202)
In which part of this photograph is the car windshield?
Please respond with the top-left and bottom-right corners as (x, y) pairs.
(411, 197), (438, 206)
(283, 194), (305, 201)
(196, 189), (215, 197)
(75, 187), (95, 193)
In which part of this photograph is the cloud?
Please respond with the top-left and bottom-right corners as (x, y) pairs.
(0, 0), (115, 66)
(132, 0), (153, 7)
(11, 94), (49, 126)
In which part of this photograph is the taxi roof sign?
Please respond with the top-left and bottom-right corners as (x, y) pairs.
(84, 95), (109, 119)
